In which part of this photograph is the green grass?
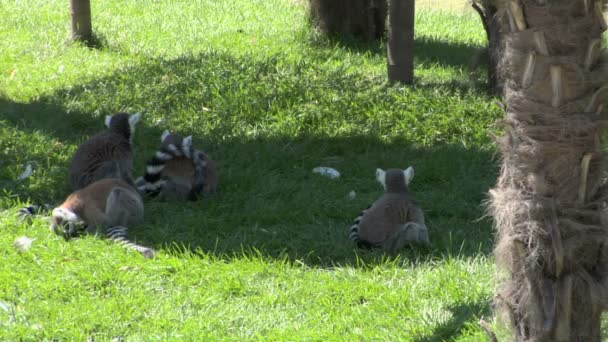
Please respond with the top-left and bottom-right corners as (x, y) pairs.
(1, 1), (503, 340)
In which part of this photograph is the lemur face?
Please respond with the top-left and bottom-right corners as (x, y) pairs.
(50, 207), (84, 239)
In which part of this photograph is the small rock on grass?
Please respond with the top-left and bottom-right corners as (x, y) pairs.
(14, 236), (35, 252)
(313, 166), (340, 179)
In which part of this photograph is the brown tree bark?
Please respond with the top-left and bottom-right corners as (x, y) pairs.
(387, 0), (415, 84)
(308, 0), (387, 41)
(70, 0), (93, 44)
(489, 0), (608, 340)
(471, 1), (504, 93)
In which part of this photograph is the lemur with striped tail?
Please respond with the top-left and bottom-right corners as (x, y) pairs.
(19, 112), (152, 257)
(68, 112), (141, 191)
(51, 178), (155, 258)
(349, 167), (429, 252)
(135, 130), (218, 201)
(19, 112), (140, 214)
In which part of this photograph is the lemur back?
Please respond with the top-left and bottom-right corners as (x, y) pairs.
(349, 167), (429, 252)
(52, 178), (154, 258)
(136, 130), (218, 201)
(68, 112), (141, 191)
(159, 156), (196, 200)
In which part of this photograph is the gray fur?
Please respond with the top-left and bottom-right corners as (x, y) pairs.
(51, 178), (154, 258)
(136, 131), (217, 201)
(68, 112), (140, 191)
(350, 168), (429, 251)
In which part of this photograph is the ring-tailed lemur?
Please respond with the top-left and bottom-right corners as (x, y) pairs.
(18, 204), (53, 219)
(51, 178), (155, 258)
(19, 112), (143, 229)
(349, 167), (429, 252)
(68, 112), (141, 191)
(135, 130), (218, 201)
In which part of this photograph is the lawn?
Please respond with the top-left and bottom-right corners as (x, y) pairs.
(0, 0), (503, 340)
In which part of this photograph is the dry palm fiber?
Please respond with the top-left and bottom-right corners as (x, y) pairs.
(488, 0), (608, 341)
(308, 0), (387, 40)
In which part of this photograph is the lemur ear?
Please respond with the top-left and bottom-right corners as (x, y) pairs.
(128, 113), (142, 132)
(104, 115), (112, 128)
(375, 168), (386, 189)
(182, 136), (193, 149)
(161, 130), (170, 142)
(182, 136), (193, 158)
(403, 166), (415, 185)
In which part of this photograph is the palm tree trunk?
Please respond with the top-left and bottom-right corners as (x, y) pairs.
(70, 0), (92, 44)
(387, 0), (415, 84)
(489, 0), (608, 340)
(308, 0), (387, 41)
(471, 0), (504, 93)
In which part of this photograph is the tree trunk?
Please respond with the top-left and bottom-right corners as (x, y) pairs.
(471, 1), (505, 93)
(308, 0), (387, 41)
(490, 0), (608, 341)
(387, 0), (415, 84)
(70, 0), (93, 44)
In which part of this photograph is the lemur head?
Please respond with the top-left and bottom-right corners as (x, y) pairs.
(104, 112), (142, 142)
(375, 167), (414, 193)
(160, 130), (193, 158)
(51, 208), (85, 240)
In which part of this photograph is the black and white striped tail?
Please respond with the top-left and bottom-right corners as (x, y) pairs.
(136, 147), (175, 196)
(18, 204), (52, 220)
(107, 226), (156, 259)
(349, 205), (373, 249)
(136, 141), (207, 199)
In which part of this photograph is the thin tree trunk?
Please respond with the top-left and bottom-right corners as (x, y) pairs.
(490, 0), (608, 341)
(387, 0), (415, 84)
(471, 1), (504, 93)
(70, 0), (92, 44)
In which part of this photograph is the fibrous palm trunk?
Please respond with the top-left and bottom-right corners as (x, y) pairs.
(308, 0), (387, 41)
(70, 0), (92, 44)
(489, 0), (608, 341)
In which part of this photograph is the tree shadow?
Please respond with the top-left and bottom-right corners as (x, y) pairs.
(0, 97), (99, 145)
(130, 135), (497, 267)
(413, 301), (493, 342)
(305, 31), (386, 56)
(415, 36), (484, 69)
(0, 95), (145, 202)
(0, 50), (498, 268)
(304, 32), (489, 94)
(306, 30), (485, 68)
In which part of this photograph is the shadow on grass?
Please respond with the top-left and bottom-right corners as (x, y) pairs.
(134, 135), (496, 266)
(306, 32), (484, 68)
(0, 96), (111, 145)
(415, 36), (484, 69)
(0, 50), (498, 268)
(413, 301), (492, 342)
(305, 32), (385, 56)
(0, 96), (118, 202)
(305, 33), (490, 93)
